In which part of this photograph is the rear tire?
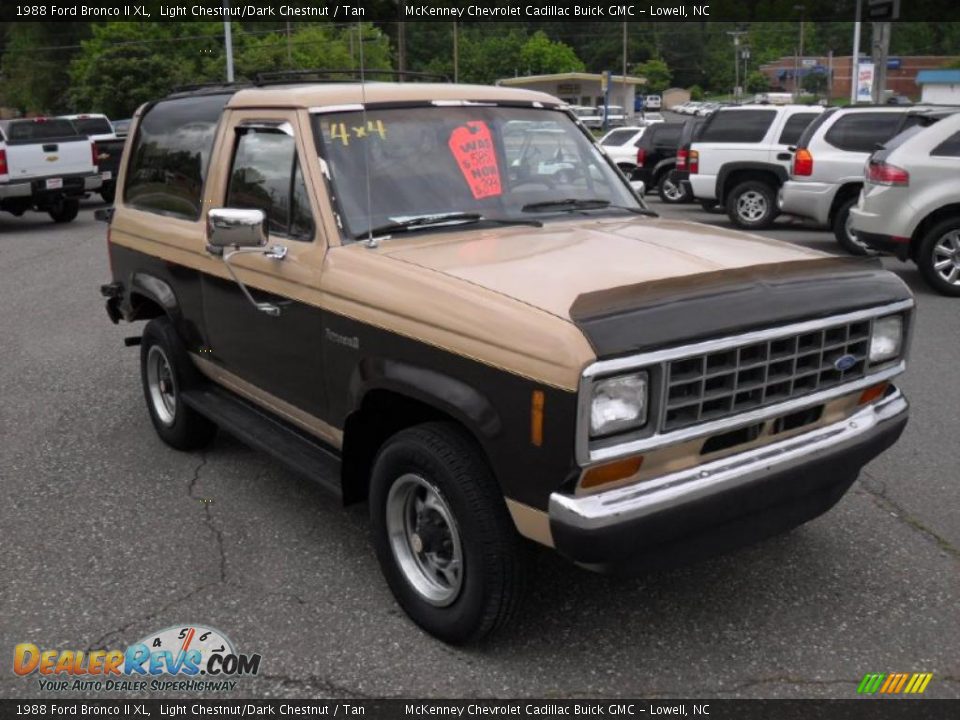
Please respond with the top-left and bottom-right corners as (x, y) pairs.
(917, 217), (960, 297)
(47, 198), (80, 223)
(833, 197), (875, 256)
(658, 172), (690, 204)
(699, 199), (723, 213)
(369, 422), (524, 644)
(140, 317), (217, 450)
(726, 180), (778, 230)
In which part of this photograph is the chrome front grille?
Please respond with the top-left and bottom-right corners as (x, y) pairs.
(662, 319), (872, 432)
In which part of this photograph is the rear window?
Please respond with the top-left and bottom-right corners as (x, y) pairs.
(6, 119), (80, 141)
(932, 130), (960, 157)
(601, 129), (639, 146)
(699, 110), (776, 143)
(124, 94), (228, 220)
(777, 113), (820, 145)
(824, 112), (905, 153)
(649, 125), (682, 148)
(72, 117), (114, 136)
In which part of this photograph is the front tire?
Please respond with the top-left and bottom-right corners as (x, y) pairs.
(727, 180), (778, 230)
(833, 197), (875, 256)
(369, 423), (524, 644)
(140, 317), (217, 450)
(918, 218), (960, 297)
(47, 198), (80, 223)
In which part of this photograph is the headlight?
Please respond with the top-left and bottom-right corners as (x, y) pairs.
(590, 372), (648, 437)
(869, 315), (903, 363)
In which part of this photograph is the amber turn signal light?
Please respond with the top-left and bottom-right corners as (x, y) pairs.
(530, 390), (545, 447)
(858, 382), (889, 406)
(580, 456), (643, 490)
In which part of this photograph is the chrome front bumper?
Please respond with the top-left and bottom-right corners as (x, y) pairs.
(549, 388), (908, 570)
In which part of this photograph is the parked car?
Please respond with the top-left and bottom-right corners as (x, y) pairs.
(59, 113), (124, 204)
(672, 118), (707, 204)
(630, 122), (687, 202)
(112, 118), (132, 137)
(688, 104), (824, 228)
(644, 95), (662, 110)
(570, 105), (602, 129)
(851, 112), (960, 296)
(696, 102), (722, 117)
(601, 105), (627, 128)
(598, 126), (646, 172)
(676, 102), (702, 115)
(0, 117), (101, 223)
(779, 105), (958, 254)
(100, 80), (913, 644)
(639, 112), (665, 125)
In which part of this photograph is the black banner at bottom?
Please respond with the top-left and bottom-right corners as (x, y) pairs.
(1, 700), (957, 719)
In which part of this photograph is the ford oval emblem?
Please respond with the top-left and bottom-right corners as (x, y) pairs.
(834, 354), (857, 372)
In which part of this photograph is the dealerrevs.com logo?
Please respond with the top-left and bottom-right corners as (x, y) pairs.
(14, 624), (261, 693)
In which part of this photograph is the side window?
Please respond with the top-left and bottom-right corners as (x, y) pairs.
(778, 113), (819, 145)
(124, 94), (228, 220)
(699, 110), (777, 143)
(226, 128), (314, 241)
(824, 113), (904, 153)
(931, 130), (960, 158)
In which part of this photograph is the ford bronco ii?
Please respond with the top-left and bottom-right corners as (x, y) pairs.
(101, 80), (913, 643)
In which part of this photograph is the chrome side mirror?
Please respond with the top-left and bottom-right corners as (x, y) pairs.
(205, 208), (286, 318)
(207, 208), (268, 249)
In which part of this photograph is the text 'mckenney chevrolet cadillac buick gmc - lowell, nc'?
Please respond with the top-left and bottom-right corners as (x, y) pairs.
(99, 78), (914, 643)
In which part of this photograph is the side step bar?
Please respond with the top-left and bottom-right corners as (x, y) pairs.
(181, 385), (342, 499)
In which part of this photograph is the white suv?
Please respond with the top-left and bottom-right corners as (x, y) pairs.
(850, 112), (960, 296)
(779, 106), (955, 255)
(688, 104), (823, 229)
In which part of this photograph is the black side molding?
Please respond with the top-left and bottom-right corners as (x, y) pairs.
(181, 385), (342, 498)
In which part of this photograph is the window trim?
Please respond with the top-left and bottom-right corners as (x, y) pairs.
(225, 124), (315, 243)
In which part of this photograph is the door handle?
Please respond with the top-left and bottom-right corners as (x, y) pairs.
(777, 152), (792, 161)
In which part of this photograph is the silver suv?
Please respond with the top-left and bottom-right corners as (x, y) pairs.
(851, 112), (960, 296)
(779, 106), (957, 255)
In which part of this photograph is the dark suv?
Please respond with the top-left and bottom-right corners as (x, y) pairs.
(630, 123), (686, 203)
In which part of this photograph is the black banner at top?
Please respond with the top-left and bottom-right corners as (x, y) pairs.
(3, 0), (960, 23)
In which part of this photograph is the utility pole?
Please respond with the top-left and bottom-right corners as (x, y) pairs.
(851, 0), (862, 103)
(872, 21), (892, 103)
(726, 30), (748, 100)
(453, 22), (458, 83)
(794, 4), (806, 98)
(828, 50), (834, 100)
(622, 22), (628, 118)
(397, 1), (407, 77)
(223, 0), (234, 83)
(285, 21), (292, 67)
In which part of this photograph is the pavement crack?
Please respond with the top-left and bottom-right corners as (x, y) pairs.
(188, 452), (228, 583)
(260, 673), (372, 698)
(858, 471), (960, 560)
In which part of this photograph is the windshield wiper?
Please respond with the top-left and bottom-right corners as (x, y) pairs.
(521, 198), (658, 217)
(357, 213), (542, 240)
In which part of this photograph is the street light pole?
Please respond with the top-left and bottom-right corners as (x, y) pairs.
(726, 30), (747, 100)
(851, 0), (862, 103)
(794, 5), (805, 98)
(223, 0), (234, 83)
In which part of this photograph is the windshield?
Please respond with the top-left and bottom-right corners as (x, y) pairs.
(314, 106), (643, 240)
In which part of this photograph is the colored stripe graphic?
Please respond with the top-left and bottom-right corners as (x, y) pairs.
(858, 672), (932, 694)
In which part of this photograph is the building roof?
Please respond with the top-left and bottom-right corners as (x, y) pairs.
(498, 72), (646, 86)
(916, 69), (960, 85)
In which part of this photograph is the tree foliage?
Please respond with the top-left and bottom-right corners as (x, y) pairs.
(745, 71), (769, 93)
(631, 58), (672, 93)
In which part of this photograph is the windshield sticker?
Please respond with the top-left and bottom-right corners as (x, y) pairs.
(330, 120), (387, 146)
(448, 121), (502, 200)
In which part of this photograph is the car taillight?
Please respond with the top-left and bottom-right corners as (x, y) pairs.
(867, 161), (909, 186)
(0, 148), (7, 175)
(636, 148), (647, 167)
(676, 148), (688, 170)
(793, 148), (813, 176)
(688, 150), (699, 174)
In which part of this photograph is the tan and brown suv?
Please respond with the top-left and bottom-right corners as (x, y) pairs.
(101, 79), (914, 643)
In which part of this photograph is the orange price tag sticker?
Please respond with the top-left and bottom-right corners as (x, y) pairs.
(448, 121), (502, 200)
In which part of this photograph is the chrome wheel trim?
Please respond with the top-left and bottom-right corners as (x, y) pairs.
(385, 473), (463, 607)
(146, 345), (177, 426)
(932, 230), (960, 286)
(662, 178), (683, 201)
(736, 190), (768, 223)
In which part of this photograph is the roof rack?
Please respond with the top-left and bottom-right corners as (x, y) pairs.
(167, 81), (251, 97)
(252, 69), (451, 85)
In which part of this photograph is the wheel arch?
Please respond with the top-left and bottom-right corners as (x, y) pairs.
(718, 163), (788, 204)
(827, 182), (863, 226)
(911, 204), (960, 261)
(126, 272), (181, 323)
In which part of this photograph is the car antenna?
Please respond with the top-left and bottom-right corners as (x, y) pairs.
(358, 22), (380, 250)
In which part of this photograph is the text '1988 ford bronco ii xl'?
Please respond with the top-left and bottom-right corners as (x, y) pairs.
(101, 78), (914, 643)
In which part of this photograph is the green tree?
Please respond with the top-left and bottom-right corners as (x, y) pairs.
(631, 58), (672, 93)
(688, 84), (704, 101)
(746, 71), (769, 94)
(0, 23), (89, 114)
(802, 70), (828, 96)
(518, 31), (585, 75)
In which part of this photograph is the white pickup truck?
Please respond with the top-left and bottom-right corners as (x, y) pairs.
(0, 117), (102, 223)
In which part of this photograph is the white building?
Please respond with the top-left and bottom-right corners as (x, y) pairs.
(916, 69), (960, 104)
(496, 72), (646, 114)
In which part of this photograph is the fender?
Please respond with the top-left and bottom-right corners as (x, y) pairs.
(126, 271), (181, 322)
(651, 157), (677, 181)
(716, 162), (789, 203)
(347, 357), (502, 439)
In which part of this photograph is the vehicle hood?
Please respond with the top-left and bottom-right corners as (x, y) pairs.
(378, 216), (826, 320)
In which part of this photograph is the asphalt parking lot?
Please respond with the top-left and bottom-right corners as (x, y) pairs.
(1, 196), (957, 700)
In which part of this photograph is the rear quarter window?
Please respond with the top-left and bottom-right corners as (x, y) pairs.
(777, 113), (820, 145)
(824, 112), (905, 153)
(931, 130), (960, 157)
(123, 94), (228, 220)
(699, 110), (776, 143)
